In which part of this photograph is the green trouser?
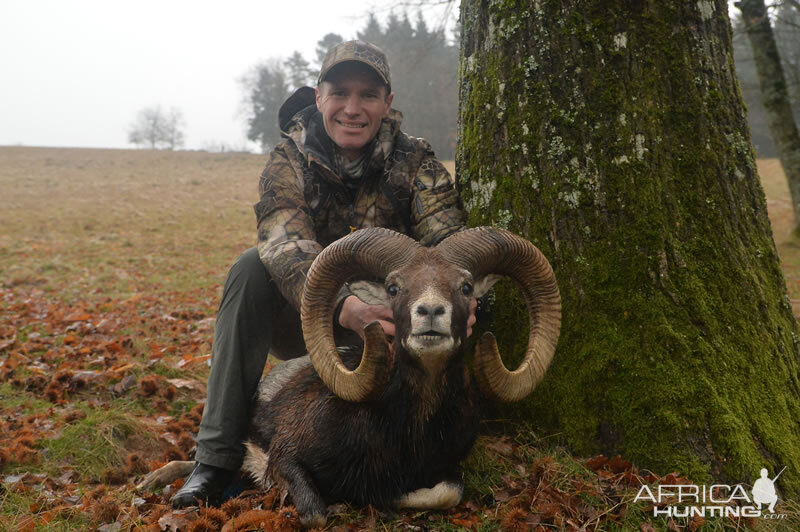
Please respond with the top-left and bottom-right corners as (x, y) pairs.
(195, 247), (306, 471)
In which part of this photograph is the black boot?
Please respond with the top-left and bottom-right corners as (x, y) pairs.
(171, 462), (235, 508)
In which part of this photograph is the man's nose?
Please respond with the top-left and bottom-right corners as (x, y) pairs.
(343, 95), (361, 115)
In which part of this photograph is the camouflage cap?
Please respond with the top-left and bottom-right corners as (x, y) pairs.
(318, 40), (391, 91)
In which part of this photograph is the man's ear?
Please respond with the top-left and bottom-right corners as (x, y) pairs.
(383, 91), (394, 117)
(348, 281), (390, 306)
(315, 85), (322, 111)
(472, 274), (502, 298)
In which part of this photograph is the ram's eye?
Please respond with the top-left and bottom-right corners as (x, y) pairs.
(461, 283), (473, 296)
(387, 284), (399, 297)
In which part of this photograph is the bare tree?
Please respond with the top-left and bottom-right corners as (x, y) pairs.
(161, 108), (186, 150)
(128, 106), (186, 150)
(737, 0), (800, 234)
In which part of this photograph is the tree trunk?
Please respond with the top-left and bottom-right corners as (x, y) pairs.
(738, 0), (800, 234)
(458, 0), (800, 496)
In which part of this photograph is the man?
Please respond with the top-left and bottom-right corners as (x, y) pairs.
(172, 40), (473, 508)
(752, 468), (778, 513)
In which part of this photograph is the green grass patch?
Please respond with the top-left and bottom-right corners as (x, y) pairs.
(0, 489), (90, 530)
(0, 382), (52, 413)
(463, 435), (510, 504)
(42, 407), (143, 478)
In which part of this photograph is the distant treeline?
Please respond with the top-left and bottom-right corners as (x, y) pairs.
(242, 12), (459, 159)
(733, 4), (800, 158)
(242, 7), (799, 162)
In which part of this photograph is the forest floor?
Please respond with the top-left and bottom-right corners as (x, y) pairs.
(0, 146), (798, 531)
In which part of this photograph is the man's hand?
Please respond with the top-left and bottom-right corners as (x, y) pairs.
(339, 295), (395, 341)
(467, 298), (477, 338)
(340, 296), (477, 340)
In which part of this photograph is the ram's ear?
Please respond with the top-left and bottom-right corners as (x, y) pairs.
(348, 280), (390, 306)
(472, 274), (502, 298)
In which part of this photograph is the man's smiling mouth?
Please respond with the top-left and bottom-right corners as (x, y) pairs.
(336, 119), (366, 129)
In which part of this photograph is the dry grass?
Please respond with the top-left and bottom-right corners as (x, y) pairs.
(2, 147), (796, 302)
(1, 147), (261, 302)
(758, 158), (800, 306)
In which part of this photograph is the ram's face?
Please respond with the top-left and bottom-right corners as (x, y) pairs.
(387, 256), (475, 359)
(349, 250), (476, 364)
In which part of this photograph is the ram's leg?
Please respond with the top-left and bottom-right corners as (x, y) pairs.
(271, 456), (327, 528)
(393, 479), (464, 510)
(135, 461), (195, 492)
(241, 441), (274, 490)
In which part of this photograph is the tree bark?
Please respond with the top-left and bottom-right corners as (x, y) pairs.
(458, 0), (800, 495)
(737, 0), (800, 233)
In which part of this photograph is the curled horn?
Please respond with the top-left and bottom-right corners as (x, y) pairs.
(437, 227), (561, 402)
(301, 228), (420, 402)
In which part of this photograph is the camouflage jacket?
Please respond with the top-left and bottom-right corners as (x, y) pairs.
(254, 94), (465, 312)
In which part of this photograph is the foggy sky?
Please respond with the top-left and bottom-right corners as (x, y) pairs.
(0, 0), (456, 152)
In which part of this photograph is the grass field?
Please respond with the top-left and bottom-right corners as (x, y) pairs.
(1, 146), (798, 530)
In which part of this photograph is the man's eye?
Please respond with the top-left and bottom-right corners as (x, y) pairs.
(387, 285), (399, 297)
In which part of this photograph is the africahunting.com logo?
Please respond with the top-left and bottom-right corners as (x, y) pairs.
(634, 467), (787, 520)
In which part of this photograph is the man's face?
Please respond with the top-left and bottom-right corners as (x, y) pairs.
(316, 62), (394, 160)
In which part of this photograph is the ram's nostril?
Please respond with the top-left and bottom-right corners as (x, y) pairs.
(416, 305), (429, 316)
(433, 306), (445, 316)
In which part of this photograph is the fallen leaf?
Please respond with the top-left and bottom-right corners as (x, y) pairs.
(111, 374), (137, 396)
(3, 352), (30, 369)
(110, 363), (134, 374)
(494, 490), (511, 503)
(526, 513), (542, 527)
(176, 354), (211, 368)
(57, 470), (77, 486)
(537, 502), (562, 519)
(3, 474), (29, 485)
(585, 454), (608, 471)
(15, 515), (35, 532)
(0, 333), (17, 351)
(63, 334), (79, 345)
(167, 378), (206, 392)
(62, 495), (82, 506)
(606, 455), (632, 473)
(63, 312), (91, 322)
(643, 471), (660, 483)
(123, 293), (143, 304)
(158, 512), (191, 531)
(449, 516), (477, 529)
(95, 318), (118, 334)
(104, 341), (123, 353)
(623, 469), (642, 486)
(688, 515), (706, 531)
(194, 317), (215, 331)
(486, 437), (514, 456)
(463, 500), (479, 512)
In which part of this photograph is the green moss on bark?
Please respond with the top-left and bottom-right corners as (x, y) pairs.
(459, 0), (800, 495)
